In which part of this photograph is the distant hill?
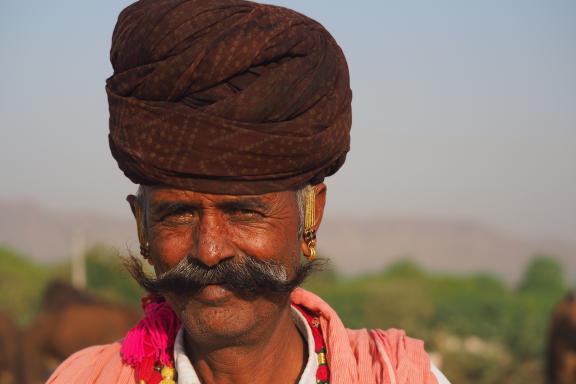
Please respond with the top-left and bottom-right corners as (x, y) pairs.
(1, 198), (574, 284)
(318, 217), (576, 283)
(0, 199), (138, 262)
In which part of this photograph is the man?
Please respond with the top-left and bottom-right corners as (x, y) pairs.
(49, 0), (450, 383)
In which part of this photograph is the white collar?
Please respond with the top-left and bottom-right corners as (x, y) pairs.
(174, 306), (318, 384)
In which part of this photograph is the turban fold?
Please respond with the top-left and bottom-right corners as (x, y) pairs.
(107, 0), (352, 195)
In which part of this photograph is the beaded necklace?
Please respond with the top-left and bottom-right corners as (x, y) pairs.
(293, 304), (330, 384)
(122, 298), (330, 384)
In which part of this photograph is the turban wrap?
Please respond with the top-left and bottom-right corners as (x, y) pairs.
(107, 0), (352, 195)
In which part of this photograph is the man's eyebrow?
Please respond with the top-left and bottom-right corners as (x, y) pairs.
(151, 201), (201, 215)
(216, 198), (270, 212)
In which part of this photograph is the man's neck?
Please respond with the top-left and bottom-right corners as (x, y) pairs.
(183, 306), (307, 384)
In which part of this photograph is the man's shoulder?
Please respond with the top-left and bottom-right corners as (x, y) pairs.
(345, 327), (427, 364)
(344, 327), (447, 384)
(47, 341), (135, 384)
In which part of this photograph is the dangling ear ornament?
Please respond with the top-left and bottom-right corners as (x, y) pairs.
(303, 186), (317, 261)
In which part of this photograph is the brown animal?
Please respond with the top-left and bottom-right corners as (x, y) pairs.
(21, 281), (141, 384)
(0, 311), (20, 384)
(547, 292), (576, 384)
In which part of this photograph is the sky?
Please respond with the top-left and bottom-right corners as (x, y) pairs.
(1, 0), (575, 243)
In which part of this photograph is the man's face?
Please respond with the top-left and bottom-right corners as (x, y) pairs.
(133, 186), (315, 342)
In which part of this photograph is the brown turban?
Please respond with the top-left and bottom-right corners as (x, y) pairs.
(107, 0), (352, 195)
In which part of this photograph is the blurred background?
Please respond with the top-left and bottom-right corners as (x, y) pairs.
(0, 0), (575, 383)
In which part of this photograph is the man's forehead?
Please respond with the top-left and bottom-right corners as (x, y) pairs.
(144, 186), (294, 205)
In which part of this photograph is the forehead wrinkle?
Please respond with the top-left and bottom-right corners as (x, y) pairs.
(148, 186), (288, 204)
(216, 197), (270, 211)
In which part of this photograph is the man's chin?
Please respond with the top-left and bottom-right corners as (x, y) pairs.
(178, 290), (291, 346)
(179, 293), (260, 343)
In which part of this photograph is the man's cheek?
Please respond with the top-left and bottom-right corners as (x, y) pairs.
(239, 234), (275, 254)
(248, 237), (296, 265)
(152, 231), (193, 268)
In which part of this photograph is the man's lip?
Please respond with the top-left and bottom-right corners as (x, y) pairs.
(192, 284), (233, 305)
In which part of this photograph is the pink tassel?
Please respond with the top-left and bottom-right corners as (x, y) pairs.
(121, 298), (181, 366)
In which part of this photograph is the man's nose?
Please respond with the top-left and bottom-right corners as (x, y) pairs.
(194, 213), (235, 267)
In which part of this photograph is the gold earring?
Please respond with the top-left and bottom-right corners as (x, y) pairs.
(139, 241), (150, 259)
(303, 186), (317, 261)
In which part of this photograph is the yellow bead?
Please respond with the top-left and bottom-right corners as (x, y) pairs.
(159, 380), (176, 384)
(161, 365), (175, 379)
(139, 380), (146, 384)
(317, 352), (326, 365)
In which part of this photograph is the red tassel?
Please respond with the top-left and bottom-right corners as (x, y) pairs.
(121, 295), (180, 384)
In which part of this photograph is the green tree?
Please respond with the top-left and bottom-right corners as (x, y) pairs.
(84, 244), (144, 308)
(0, 246), (52, 324)
(518, 256), (565, 296)
(382, 259), (425, 279)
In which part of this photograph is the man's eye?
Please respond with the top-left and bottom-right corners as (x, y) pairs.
(231, 209), (262, 218)
(160, 211), (197, 224)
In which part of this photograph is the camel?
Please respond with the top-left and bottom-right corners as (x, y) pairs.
(21, 281), (141, 384)
(547, 292), (576, 384)
(0, 311), (20, 384)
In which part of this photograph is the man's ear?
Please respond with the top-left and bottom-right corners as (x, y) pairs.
(127, 194), (138, 216)
(313, 183), (327, 231)
(126, 194), (147, 250)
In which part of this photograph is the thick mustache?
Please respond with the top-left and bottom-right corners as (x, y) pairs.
(124, 254), (323, 296)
